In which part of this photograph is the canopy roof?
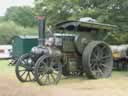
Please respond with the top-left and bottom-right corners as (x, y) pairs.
(56, 20), (117, 32)
(13, 36), (38, 39)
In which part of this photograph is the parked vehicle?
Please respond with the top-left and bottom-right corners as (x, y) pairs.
(15, 17), (116, 85)
(0, 45), (12, 59)
(110, 45), (128, 70)
(10, 36), (38, 65)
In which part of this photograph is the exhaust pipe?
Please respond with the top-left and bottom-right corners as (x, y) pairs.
(37, 16), (45, 46)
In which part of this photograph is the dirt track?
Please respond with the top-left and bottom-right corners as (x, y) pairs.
(1, 71), (128, 96)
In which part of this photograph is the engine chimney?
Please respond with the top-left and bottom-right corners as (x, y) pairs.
(37, 16), (45, 46)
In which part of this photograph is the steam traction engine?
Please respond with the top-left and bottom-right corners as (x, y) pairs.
(15, 17), (116, 85)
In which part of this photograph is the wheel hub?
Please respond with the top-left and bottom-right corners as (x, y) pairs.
(97, 60), (101, 64)
(26, 66), (33, 71)
(46, 68), (53, 74)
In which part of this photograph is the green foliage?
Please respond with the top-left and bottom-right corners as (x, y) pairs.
(0, 60), (14, 73)
(0, 21), (37, 44)
(34, 0), (76, 25)
(0, 16), (5, 22)
(5, 6), (37, 27)
(34, 0), (128, 44)
(34, 0), (128, 30)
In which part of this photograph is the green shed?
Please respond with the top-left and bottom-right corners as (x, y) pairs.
(12, 36), (38, 58)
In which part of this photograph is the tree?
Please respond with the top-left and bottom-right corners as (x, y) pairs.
(34, 0), (128, 31)
(33, 0), (128, 44)
(79, 0), (128, 31)
(0, 16), (5, 22)
(5, 6), (37, 27)
(0, 21), (37, 44)
(34, 0), (80, 26)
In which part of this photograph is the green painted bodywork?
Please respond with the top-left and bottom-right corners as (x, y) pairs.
(12, 36), (38, 58)
(54, 20), (116, 73)
(56, 20), (116, 53)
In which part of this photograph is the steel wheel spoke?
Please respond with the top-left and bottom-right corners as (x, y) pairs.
(99, 66), (104, 73)
(97, 67), (103, 73)
(19, 63), (26, 68)
(101, 64), (109, 68)
(44, 75), (48, 84)
(21, 60), (26, 65)
(20, 71), (26, 77)
(40, 73), (45, 80)
(47, 74), (50, 84)
(31, 71), (35, 76)
(25, 72), (29, 81)
(28, 72), (32, 81)
(92, 50), (98, 58)
(51, 73), (56, 82)
(91, 64), (97, 70)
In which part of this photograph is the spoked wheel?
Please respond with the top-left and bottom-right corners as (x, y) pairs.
(15, 53), (35, 82)
(82, 41), (113, 79)
(34, 55), (62, 86)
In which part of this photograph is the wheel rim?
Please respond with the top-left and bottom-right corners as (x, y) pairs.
(35, 55), (62, 85)
(16, 54), (35, 82)
(89, 43), (112, 78)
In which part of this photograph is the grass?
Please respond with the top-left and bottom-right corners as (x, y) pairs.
(0, 60), (14, 73)
(0, 59), (128, 85)
(0, 60), (128, 81)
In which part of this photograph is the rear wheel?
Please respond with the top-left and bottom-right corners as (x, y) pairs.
(82, 41), (113, 79)
(34, 55), (62, 85)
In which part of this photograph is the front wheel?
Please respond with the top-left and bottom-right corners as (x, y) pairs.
(15, 53), (35, 82)
(34, 55), (62, 86)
